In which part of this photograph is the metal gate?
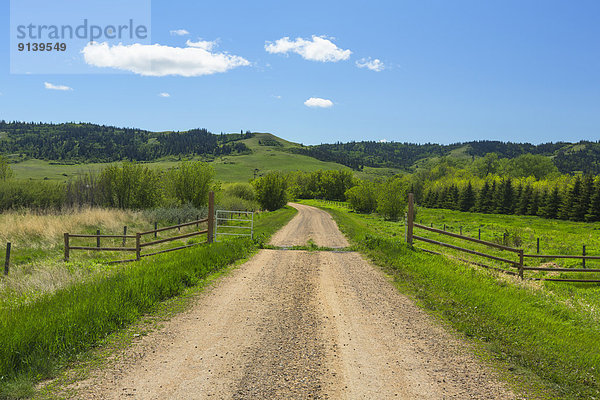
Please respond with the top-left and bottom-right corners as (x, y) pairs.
(214, 210), (254, 242)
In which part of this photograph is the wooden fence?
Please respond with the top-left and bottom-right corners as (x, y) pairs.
(406, 193), (600, 283)
(64, 192), (215, 263)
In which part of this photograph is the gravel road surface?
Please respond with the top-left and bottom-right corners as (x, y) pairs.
(80, 204), (515, 399)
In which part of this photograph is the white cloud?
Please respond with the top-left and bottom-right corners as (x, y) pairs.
(304, 97), (333, 108)
(265, 36), (351, 62)
(185, 39), (216, 51)
(170, 29), (189, 36)
(356, 57), (385, 72)
(378, 139), (389, 143)
(271, 94), (282, 99)
(159, 92), (170, 97)
(44, 82), (73, 91)
(82, 42), (250, 77)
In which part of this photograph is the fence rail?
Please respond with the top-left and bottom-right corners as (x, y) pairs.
(407, 193), (600, 283)
(64, 192), (216, 263)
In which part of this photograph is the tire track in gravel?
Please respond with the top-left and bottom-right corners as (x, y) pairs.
(80, 203), (516, 399)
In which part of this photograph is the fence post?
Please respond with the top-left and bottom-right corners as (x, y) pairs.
(443, 224), (446, 231)
(537, 238), (540, 254)
(583, 245), (586, 268)
(4, 242), (10, 275)
(460, 226), (463, 236)
(207, 191), (215, 244)
(478, 228), (481, 240)
(154, 222), (158, 238)
(64, 233), (70, 262)
(178, 218), (181, 232)
(135, 233), (141, 261)
(96, 229), (101, 248)
(196, 215), (200, 229)
(518, 249), (524, 280)
(123, 226), (127, 247)
(406, 193), (414, 245)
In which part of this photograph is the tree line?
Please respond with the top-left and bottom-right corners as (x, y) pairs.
(291, 139), (600, 175)
(0, 122), (251, 162)
(420, 174), (600, 222)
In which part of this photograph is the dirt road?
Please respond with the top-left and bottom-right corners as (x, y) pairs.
(83, 204), (515, 399)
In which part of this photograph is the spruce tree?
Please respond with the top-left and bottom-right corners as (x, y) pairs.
(444, 184), (459, 210)
(559, 176), (582, 220)
(585, 179), (600, 222)
(495, 178), (515, 214)
(458, 181), (476, 212)
(488, 181), (498, 213)
(574, 175), (594, 221)
(541, 187), (561, 219)
(475, 181), (490, 213)
(513, 183), (523, 214)
(527, 188), (541, 216)
(516, 184), (533, 215)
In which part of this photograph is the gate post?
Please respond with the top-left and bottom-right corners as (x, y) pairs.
(64, 233), (70, 262)
(207, 191), (215, 243)
(406, 193), (414, 245)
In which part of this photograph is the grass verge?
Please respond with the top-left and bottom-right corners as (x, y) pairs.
(0, 205), (297, 399)
(305, 200), (600, 399)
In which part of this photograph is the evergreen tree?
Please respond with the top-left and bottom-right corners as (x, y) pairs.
(535, 189), (548, 217)
(513, 183), (523, 213)
(585, 179), (600, 222)
(559, 176), (582, 220)
(475, 181), (489, 212)
(476, 181), (495, 213)
(574, 175), (594, 221)
(495, 178), (515, 214)
(540, 187), (561, 219)
(443, 185), (459, 210)
(458, 181), (476, 212)
(516, 184), (533, 215)
(528, 188), (541, 216)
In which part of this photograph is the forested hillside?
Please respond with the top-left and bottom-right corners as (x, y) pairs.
(2, 121), (600, 175)
(0, 122), (251, 162)
(293, 140), (600, 174)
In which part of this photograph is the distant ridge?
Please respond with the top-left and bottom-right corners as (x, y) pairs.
(1, 121), (599, 174)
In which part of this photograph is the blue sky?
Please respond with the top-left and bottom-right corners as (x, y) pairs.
(0, 0), (599, 145)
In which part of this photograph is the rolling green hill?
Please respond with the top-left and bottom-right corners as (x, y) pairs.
(9, 132), (399, 183)
(4, 121), (600, 181)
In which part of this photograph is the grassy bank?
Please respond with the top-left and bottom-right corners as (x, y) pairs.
(0, 205), (296, 399)
(304, 200), (600, 399)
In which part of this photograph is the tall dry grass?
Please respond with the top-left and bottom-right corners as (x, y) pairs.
(0, 207), (152, 306)
(0, 207), (150, 248)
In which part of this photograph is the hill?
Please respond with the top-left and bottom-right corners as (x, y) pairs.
(0, 121), (251, 162)
(292, 140), (600, 174)
(3, 121), (600, 180)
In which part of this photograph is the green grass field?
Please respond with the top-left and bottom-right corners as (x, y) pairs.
(304, 200), (600, 399)
(10, 133), (398, 183)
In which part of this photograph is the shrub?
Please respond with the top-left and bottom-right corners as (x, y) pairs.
(0, 180), (66, 210)
(99, 162), (162, 209)
(253, 172), (288, 211)
(144, 203), (208, 224)
(377, 176), (410, 221)
(345, 181), (378, 213)
(166, 161), (215, 208)
(224, 182), (255, 202)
